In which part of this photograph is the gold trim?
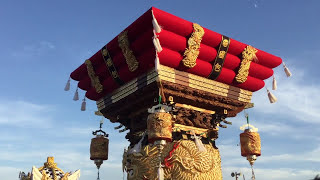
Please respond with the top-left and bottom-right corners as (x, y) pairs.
(173, 123), (218, 138)
(182, 23), (205, 68)
(85, 59), (103, 93)
(235, 46), (258, 83)
(118, 30), (139, 72)
(175, 103), (215, 114)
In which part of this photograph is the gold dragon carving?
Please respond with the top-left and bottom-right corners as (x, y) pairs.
(235, 46), (258, 83)
(182, 23), (205, 68)
(123, 140), (222, 180)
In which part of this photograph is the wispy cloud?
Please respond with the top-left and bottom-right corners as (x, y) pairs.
(0, 100), (54, 128)
(11, 41), (55, 57)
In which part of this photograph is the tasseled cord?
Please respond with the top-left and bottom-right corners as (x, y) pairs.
(191, 131), (207, 152)
(81, 96), (86, 111)
(272, 75), (277, 90)
(283, 62), (292, 77)
(267, 88), (277, 103)
(64, 77), (71, 91)
(73, 87), (79, 101)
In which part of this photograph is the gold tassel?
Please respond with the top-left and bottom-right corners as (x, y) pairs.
(64, 78), (70, 91)
(267, 89), (277, 103)
(81, 97), (86, 111)
(272, 75), (277, 90)
(73, 88), (79, 101)
(283, 62), (292, 77)
(191, 131), (207, 152)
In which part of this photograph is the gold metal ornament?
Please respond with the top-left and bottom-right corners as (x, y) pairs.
(235, 46), (258, 83)
(124, 140), (222, 180)
(118, 30), (139, 72)
(85, 59), (103, 93)
(147, 112), (173, 143)
(182, 23), (205, 68)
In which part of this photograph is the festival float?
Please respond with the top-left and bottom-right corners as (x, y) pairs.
(65, 7), (291, 180)
(19, 157), (80, 180)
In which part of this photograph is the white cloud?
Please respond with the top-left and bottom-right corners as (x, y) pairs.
(11, 41), (55, 57)
(251, 66), (320, 124)
(0, 100), (54, 128)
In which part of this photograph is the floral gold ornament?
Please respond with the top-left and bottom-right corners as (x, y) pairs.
(235, 46), (258, 83)
(85, 59), (103, 93)
(182, 23), (205, 68)
(147, 111), (173, 143)
(118, 30), (139, 72)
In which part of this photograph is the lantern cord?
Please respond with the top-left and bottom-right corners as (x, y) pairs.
(251, 165), (255, 180)
(97, 169), (100, 180)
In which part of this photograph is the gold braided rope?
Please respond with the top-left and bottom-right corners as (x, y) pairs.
(182, 23), (205, 68)
(235, 46), (258, 83)
(118, 30), (139, 72)
(85, 59), (103, 93)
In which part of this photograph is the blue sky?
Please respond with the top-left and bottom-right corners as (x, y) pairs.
(0, 0), (320, 179)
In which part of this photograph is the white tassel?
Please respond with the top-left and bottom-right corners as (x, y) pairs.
(129, 134), (145, 154)
(153, 35), (163, 53)
(64, 78), (70, 91)
(73, 88), (79, 101)
(81, 97), (86, 111)
(272, 75), (277, 90)
(152, 10), (161, 33)
(155, 54), (160, 72)
(191, 131), (207, 152)
(283, 62), (292, 77)
(157, 166), (164, 180)
(267, 89), (277, 103)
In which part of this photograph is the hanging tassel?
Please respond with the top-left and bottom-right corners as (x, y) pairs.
(64, 77), (71, 91)
(267, 89), (277, 103)
(152, 10), (161, 33)
(191, 131), (207, 152)
(155, 54), (160, 72)
(73, 88), (79, 101)
(129, 134), (145, 154)
(157, 166), (164, 180)
(272, 75), (277, 90)
(283, 62), (292, 77)
(81, 97), (86, 111)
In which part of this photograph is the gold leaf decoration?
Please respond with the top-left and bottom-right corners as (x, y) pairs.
(235, 46), (258, 83)
(182, 23), (205, 68)
(85, 59), (103, 93)
(118, 30), (139, 72)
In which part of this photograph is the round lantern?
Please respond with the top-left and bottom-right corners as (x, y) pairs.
(90, 120), (109, 170)
(147, 111), (173, 143)
(239, 126), (261, 166)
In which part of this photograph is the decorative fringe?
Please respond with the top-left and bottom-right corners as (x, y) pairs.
(155, 54), (160, 72)
(130, 134), (145, 154)
(153, 35), (163, 53)
(267, 89), (277, 103)
(64, 78), (70, 91)
(272, 75), (277, 90)
(283, 62), (292, 77)
(157, 166), (164, 180)
(73, 88), (79, 101)
(191, 131), (207, 152)
(81, 97), (86, 111)
(152, 10), (161, 33)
